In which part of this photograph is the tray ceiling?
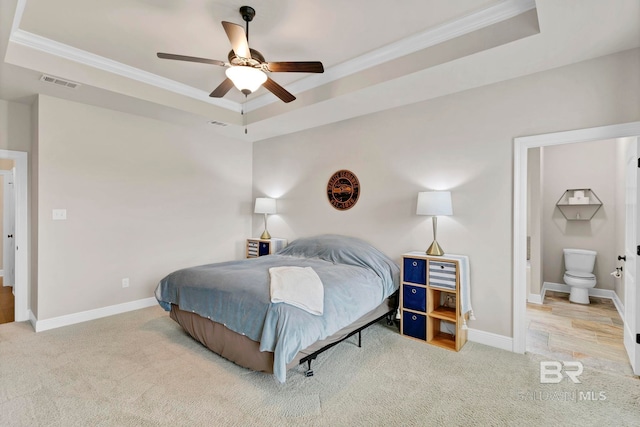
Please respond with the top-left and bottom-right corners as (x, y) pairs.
(1, 0), (639, 141)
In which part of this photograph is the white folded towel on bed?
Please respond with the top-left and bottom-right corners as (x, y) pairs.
(269, 266), (324, 315)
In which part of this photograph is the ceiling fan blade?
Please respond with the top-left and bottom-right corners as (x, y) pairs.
(262, 77), (296, 103)
(221, 21), (251, 59)
(157, 53), (226, 67)
(209, 78), (235, 98)
(266, 62), (324, 73)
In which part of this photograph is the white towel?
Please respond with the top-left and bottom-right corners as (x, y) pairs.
(454, 254), (475, 329)
(440, 254), (475, 329)
(269, 266), (324, 315)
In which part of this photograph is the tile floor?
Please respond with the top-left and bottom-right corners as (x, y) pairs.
(526, 291), (635, 377)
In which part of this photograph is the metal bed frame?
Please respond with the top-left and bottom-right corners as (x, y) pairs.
(299, 290), (398, 377)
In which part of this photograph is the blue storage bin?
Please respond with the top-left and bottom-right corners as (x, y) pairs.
(403, 285), (426, 312)
(403, 258), (426, 284)
(402, 311), (426, 341)
(259, 242), (270, 256)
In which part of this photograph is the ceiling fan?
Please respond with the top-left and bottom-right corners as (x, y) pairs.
(157, 5), (324, 103)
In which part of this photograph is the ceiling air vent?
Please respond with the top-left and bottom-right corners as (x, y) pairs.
(40, 74), (81, 89)
(207, 120), (228, 127)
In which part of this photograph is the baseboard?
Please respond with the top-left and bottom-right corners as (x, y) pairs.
(541, 281), (625, 319)
(527, 293), (543, 305)
(542, 281), (567, 296)
(34, 297), (157, 332)
(468, 328), (513, 352)
(610, 291), (624, 317)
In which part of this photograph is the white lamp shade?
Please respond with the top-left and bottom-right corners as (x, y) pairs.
(225, 66), (267, 94)
(416, 191), (453, 216)
(254, 197), (277, 214)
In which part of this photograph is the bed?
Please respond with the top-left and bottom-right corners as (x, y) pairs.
(155, 234), (400, 382)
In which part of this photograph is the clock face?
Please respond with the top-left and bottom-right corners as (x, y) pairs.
(327, 170), (360, 211)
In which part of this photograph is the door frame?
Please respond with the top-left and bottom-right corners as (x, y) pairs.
(513, 121), (640, 353)
(0, 150), (28, 322)
(623, 138), (639, 374)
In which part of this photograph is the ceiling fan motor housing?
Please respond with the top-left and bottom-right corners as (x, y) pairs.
(240, 6), (255, 22)
(228, 48), (265, 67)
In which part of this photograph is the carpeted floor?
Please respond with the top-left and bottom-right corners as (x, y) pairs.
(0, 305), (639, 426)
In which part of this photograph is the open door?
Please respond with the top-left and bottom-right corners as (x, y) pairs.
(2, 169), (15, 287)
(624, 137), (639, 375)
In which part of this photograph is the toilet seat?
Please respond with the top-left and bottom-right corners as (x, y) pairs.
(563, 271), (596, 304)
(564, 270), (595, 280)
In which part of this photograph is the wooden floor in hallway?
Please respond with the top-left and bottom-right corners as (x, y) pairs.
(526, 291), (635, 377)
(0, 277), (15, 324)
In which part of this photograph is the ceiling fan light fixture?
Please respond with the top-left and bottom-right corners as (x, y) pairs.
(225, 66), (267, 95)
(157, 6), (322, 103)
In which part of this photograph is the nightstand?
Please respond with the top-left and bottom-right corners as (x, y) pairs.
(246, 238), (287, 258)
(400, 252), (469, 351)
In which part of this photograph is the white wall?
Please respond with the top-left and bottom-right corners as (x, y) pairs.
(35, 95), (253, 320)
(253, 48), (640, 338)
(541, 140), (617, 290)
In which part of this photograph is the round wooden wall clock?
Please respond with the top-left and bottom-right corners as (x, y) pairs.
(327, 170), (360, 210)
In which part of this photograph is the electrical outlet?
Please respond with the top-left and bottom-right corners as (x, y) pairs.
(122, 278), (130, 288)
(52, 209), (67, 220)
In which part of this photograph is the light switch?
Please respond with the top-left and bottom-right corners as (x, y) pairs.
(52, 209), (67, 220)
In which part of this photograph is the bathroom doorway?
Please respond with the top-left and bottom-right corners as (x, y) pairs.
(512, 122), (640, 376)
(525, 138), (632, 375)
(0, 166), (16, 325)
(0, 150), (28, 323)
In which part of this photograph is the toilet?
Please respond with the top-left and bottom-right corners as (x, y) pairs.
(563, 248), (597, 304)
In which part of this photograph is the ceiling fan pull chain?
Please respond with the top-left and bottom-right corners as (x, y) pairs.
(242, 102), (247, 134)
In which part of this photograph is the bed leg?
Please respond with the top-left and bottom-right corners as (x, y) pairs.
(305, 360), (314, 377)
(386, 312), (394, 326)
(357, 331), (361, 348)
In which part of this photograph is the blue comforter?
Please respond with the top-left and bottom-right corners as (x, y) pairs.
(155, 235), (399, 382)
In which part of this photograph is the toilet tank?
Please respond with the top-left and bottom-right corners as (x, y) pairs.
(563, 248), (597, 272)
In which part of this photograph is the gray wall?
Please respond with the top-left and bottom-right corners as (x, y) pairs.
(253, 49), (640, 338)
(541, 139), (618, 290)
(34, 95), (253, 320)
(0, 100), (31, 152)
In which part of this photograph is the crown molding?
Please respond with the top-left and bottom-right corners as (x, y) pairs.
(9, 0), (535, 116)
(12, 0), (27, 35)
(9, 28), (242, 112)
(244, 0), (536, 112)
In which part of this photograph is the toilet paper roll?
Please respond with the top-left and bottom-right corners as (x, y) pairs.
(569, 197), (589, 205)
(610, 270), (622, 279)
